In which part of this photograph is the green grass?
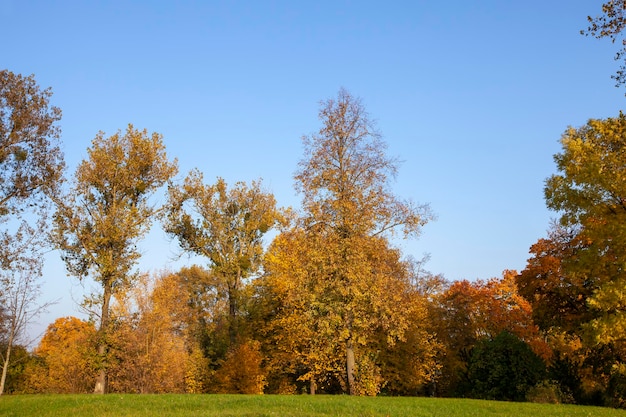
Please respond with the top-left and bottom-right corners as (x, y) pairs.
(1, 394), (625, 417)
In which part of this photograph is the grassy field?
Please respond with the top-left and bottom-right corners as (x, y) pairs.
(1, 394), (626, 417)
(0, 394), (626, 417)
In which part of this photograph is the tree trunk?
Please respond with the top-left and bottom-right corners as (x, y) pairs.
(94, 283), (112, 394)
(228, 287), (237, 346)
(228, 271), (240, 346)
(310, 378), (316, 395)
(346, 337), (356, 395)
(93, 346), (107, 394)
(0, 330), (14, 395)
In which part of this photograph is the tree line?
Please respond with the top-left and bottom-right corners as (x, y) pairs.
(0, 73), (620, 406)
(3, 2), (626, 403)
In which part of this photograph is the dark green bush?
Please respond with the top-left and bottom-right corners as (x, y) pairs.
(462, 331), (546, 401)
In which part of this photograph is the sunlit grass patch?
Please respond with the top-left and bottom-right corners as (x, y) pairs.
(1, 394), (625, 417)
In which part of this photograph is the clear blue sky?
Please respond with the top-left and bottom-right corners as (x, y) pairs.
(2, 0), (624, 337)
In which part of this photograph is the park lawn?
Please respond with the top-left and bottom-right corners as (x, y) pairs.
(1, 394), (625, 417)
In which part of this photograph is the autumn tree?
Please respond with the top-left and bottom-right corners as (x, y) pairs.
(0, 70), (64, 256)
(543, 113), (626, 403)
(0, 69), (63, 285)
(582, 1), (626, 88)
(545, 113), (626, 343)
(52, 125), (177, 394)
(26, 316), (96, 393)
(0, 232), (56, 396)
(516, 225), (605, 405)
(261, 228), (432, 395)
(0, 70), (64, 394)
(165, 171), (279, 346)
(276, 88), (432, 395)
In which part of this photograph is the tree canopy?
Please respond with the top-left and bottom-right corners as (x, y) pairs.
(165, 172), (280, 345)
(544, 113), (626, 345)
(270, 88), (435, 395)
(52, 124), (178, 393)
(0, 70), (64, 222)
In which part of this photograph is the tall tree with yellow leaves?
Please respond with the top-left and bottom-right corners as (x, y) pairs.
(544, 113), (626, 403)
(545, 113), (626, 343)
(274, 88), (432, 395)
(52, 125), (177, 394)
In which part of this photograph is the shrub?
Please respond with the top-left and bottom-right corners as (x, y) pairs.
(526, 380), (574, 404)
(212, 340), (267, 394)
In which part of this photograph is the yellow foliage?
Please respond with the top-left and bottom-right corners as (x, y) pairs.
(52, 125), (178, 393)
(106, 272), (194, 393)
(261, 226), (440, 395)
(184, 344), (210, 394)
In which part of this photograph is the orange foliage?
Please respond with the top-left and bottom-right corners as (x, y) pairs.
(438, 271), (550, 361)
(432, 271), (552, 395)
(27, 316), (96, 393)
(212, 339), (266, 394)
(516, 228), (596, 333)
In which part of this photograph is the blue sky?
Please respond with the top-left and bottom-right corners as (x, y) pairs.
(2, 1), (625, 336)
